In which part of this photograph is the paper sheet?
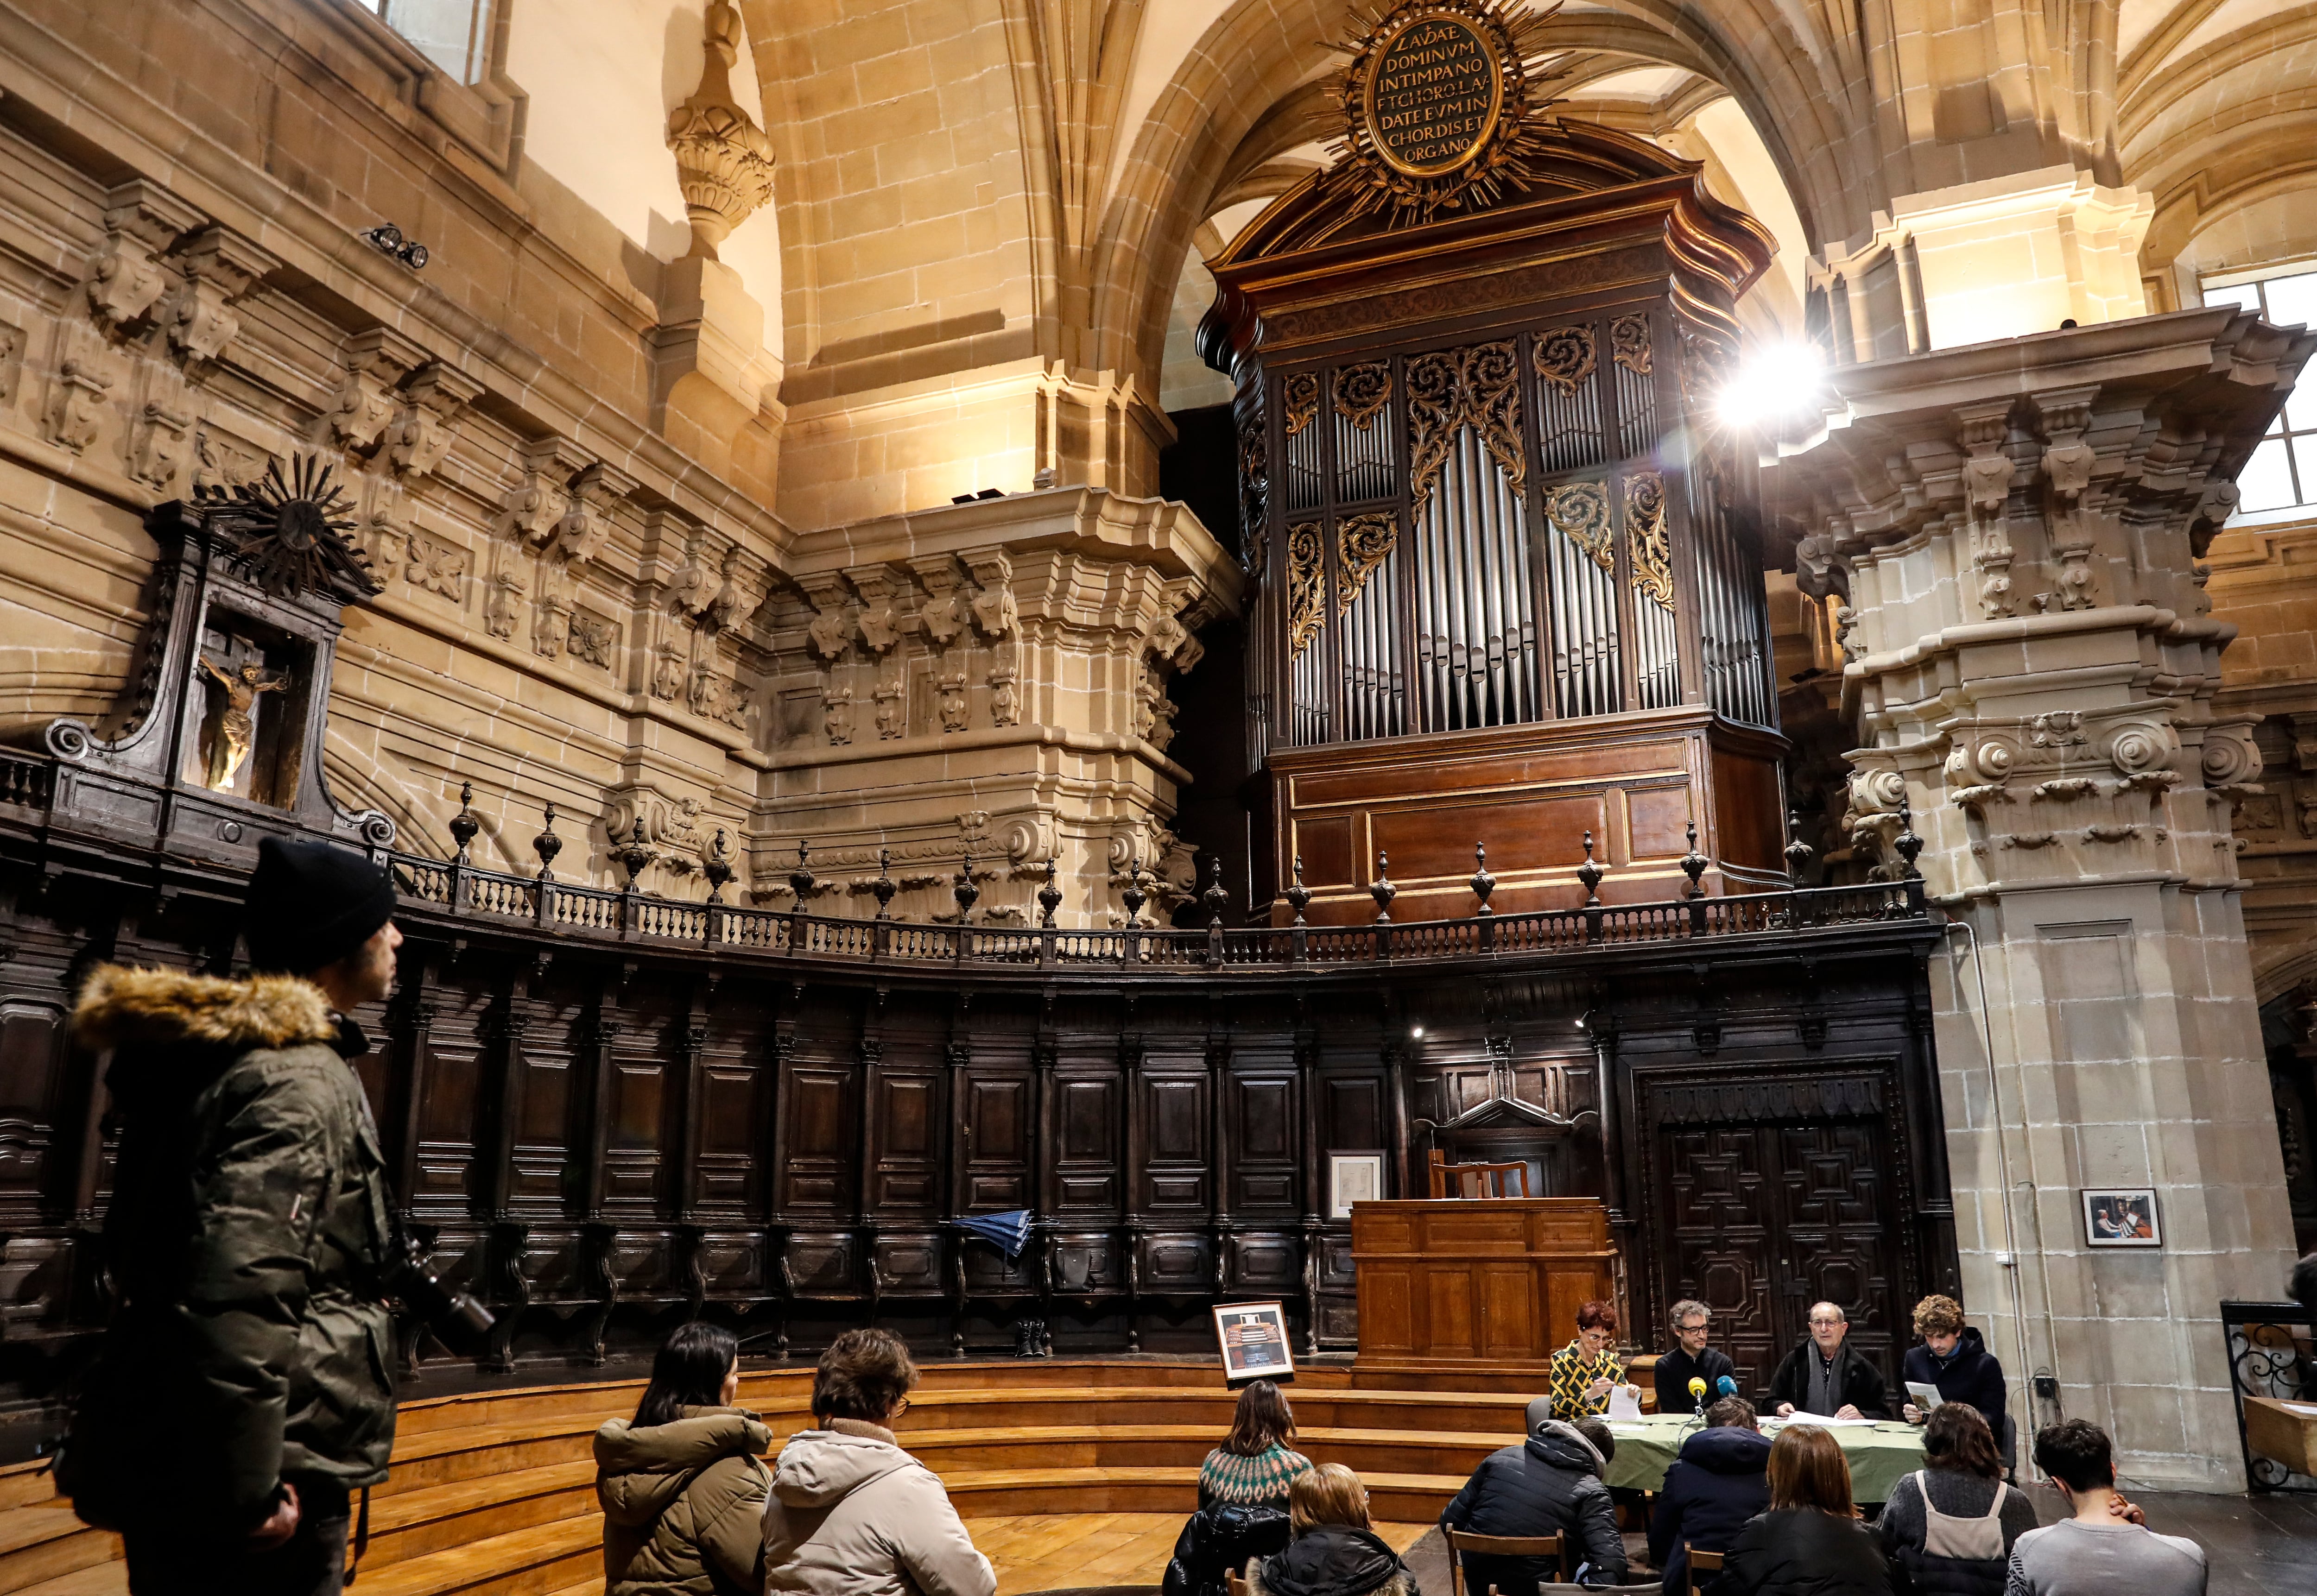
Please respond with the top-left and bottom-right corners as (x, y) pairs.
(1773, 1414), (1881, 1427)
(1607, 1384), (1644, 1421)
(1906, 1382), (1944, 1411)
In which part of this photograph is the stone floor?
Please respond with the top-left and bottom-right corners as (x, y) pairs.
(1008, 1489), (2317, 1594)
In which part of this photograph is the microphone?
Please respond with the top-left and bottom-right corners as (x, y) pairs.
(1688, 1375), (1708, 1416)
(1716, 1375), (1739, 1398)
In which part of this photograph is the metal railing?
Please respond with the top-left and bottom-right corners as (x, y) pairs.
(2222, 1299), (2317, 1492)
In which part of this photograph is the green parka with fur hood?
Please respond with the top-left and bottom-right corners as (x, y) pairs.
(595, 1407), (772, 1596)
(59, 966), (399, 1537)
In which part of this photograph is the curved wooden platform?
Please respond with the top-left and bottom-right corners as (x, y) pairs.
(0, 1359), (1526, 1596)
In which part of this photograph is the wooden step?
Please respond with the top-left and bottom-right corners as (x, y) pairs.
(346, 1515), (602, 1596)
(364, 1461), (597, 1569)
(936, 1464), (1463, 1520)
(11, 1564), (126, 1596)
(0, 1507), (115, 1596)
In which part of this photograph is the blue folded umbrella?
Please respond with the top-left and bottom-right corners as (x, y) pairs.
(953, 1210), (1033, 1257)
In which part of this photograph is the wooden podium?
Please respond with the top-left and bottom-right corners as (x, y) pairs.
(1349, 1198), (1614, 1369)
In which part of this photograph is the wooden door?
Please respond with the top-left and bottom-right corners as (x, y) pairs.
(1658, 1117), (1899, 1404)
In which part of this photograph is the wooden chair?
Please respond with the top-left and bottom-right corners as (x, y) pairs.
(1427, 1148), (1532, 1199)
(1688, 1546), (1724, 1595)
(1226, 1571), (1251, 1596)
(1443, 1526), (1562, 1596)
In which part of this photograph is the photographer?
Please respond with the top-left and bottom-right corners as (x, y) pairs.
(63, 838), (408, 1596)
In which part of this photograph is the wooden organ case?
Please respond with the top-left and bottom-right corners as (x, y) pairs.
(1202, 14), (1789, 924)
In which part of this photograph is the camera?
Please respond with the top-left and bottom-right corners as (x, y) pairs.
(382, 1232), (494, 1355)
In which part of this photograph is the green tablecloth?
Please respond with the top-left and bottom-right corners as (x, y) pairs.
(1603, 1416), (1926, 1502)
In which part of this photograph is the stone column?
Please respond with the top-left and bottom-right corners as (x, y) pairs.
(1768, 308), (2315, 1489)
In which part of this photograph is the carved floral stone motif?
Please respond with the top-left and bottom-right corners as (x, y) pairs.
(405, 531), (468, 601)
(665, 0), (777, 259)
(568, 608), (619, 668)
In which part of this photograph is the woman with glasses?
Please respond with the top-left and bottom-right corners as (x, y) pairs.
(1547, 1300), (1640, 1420)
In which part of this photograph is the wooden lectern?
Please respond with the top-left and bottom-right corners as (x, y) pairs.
(1349, 1197), (1614, 1369)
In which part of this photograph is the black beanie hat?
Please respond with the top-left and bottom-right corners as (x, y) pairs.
(245, 836), (398, 975)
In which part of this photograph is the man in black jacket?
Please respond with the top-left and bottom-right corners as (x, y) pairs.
(1647, 1396), (1770, 1596)
(1899, 1294), (2007, 1445)
(63, 839), (404, 1596)
(1440, 1406), (1626, 1593)
(1652, 1298), (1737, 1417)
(1770, 1301), (1890, 1420)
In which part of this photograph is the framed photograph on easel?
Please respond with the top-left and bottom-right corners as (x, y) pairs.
(1213, 1301), (1296, 1385)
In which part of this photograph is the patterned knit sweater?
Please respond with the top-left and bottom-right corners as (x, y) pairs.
(1199, 1442), (1313, 1505)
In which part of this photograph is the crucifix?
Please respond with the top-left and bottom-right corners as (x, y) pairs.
(195, 653), (288, 791)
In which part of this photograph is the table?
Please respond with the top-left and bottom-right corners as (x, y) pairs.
(1602, 1415), (1927, 1502)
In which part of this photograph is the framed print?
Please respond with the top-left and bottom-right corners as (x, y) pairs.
(2083, 1189), (2161, 1247)
(1213, 1301), (1296, 1383)
(1329, 1152), (1385, 1218)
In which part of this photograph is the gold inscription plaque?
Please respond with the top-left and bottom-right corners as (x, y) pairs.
(1362, 13), (1503, 177)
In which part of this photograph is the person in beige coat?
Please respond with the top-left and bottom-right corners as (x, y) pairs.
(595, 1323), (772, 1596)
(762, 1327), (995, 1596)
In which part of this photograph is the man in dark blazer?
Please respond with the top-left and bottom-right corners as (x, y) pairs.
(1769, 1301), (1890, 1419)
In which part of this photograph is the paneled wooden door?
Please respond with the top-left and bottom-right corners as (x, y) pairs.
(1656, 1117), (1900, 1405)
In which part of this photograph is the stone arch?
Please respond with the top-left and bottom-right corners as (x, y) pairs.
(1090, 0), (1868, 393)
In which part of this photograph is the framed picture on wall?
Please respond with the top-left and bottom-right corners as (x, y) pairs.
(1329, 1152), (1386, 1218)
(1213, 1301), (1296, 1383)
(2082, 1188), (2161, 1247)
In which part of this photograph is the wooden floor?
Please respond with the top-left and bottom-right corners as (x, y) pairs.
(977, 1513), (1431, 1595)
(0, 1360), (1511, 1595)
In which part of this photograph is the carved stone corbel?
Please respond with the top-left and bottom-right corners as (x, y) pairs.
(386, 363), (484, 479)
(506, 436), (589, 548)
(911, 555), (970, 647)
(162, 225), (281, 370)
(553, 462), (638, 566)
(844, 564), (906, 654)
(1956, 402), (2016, 619)
(86, 181), (205, 337)
(798, 573), (854, 661)
(988, 640), (1020, 729)
(965, 552), (1017, 638)
(2035, 388), (2101, 612)
(823, 681), (855, 746)
(127, 363), (195, 491)
(705, 547), (770, 635)
(44, 331), (114, 455)
(329, 328), (427, 454)
(873, 662), (906, 739)
(937, 667), (970, 732)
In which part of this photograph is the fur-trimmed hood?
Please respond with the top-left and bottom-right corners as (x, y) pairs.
(72, 965), (339, 1053)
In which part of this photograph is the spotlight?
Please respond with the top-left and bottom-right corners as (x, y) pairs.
(1715, 341), (1821, 429)
(1575, 1014), (1588, 1030)
(361, 223), (429, 271)
(1410, 1025), (1424, 1039)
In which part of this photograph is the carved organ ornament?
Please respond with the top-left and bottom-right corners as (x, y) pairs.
(1199, 3), (1784, 919)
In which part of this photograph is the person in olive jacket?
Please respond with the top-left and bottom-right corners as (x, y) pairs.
(596, 1322), (772, 1596)
(62, 838), (405, 1596)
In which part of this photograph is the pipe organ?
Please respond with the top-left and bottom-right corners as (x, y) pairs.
(1203, 82), (1790, 924)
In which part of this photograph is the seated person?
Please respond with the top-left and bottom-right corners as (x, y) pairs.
(1165, 1381), (1305, 1596)
(1439, 1404), (1625, 1594)
(1899, 1293), (2006, 1443)
(1769, 1301), (1888, 1420)
(1652, 1298), (1737, 1417)
(2007, 1420), (2206, 1596)
(1198, 1380), (1312, 1507)
(1714, 1424), (1890, 1596)
(1547, 1299), (1640, 1421)
(1250, 1464), (1418, 1596)
(1646, 1396), (1768, 1596)
(1878, 1403), (2035, 1596)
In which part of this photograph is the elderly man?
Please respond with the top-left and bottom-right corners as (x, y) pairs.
(1652, 1299), (1736, 1416)
(1769, 1301), (1889, 1420)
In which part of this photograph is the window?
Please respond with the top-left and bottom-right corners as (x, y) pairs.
(2202, 265), (2317, 520)
(357, 0), (495, 85)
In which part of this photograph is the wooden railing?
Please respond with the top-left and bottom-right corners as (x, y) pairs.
(383, 845), (1927, 972)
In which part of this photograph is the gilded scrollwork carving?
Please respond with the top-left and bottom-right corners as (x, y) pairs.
(1611, 313), (1652, 374)
(1287, 521), (1325, 658)
(1406, 340), (1525, 503)
(1335, 512), (1396, 616)
(1547, 482), (1612, 573)
(1333, 363), (1391, 431)
(1532, 324), (1596, 397)
(1282, 372), (1320, 441)
(1624, 471), (1671, 609)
